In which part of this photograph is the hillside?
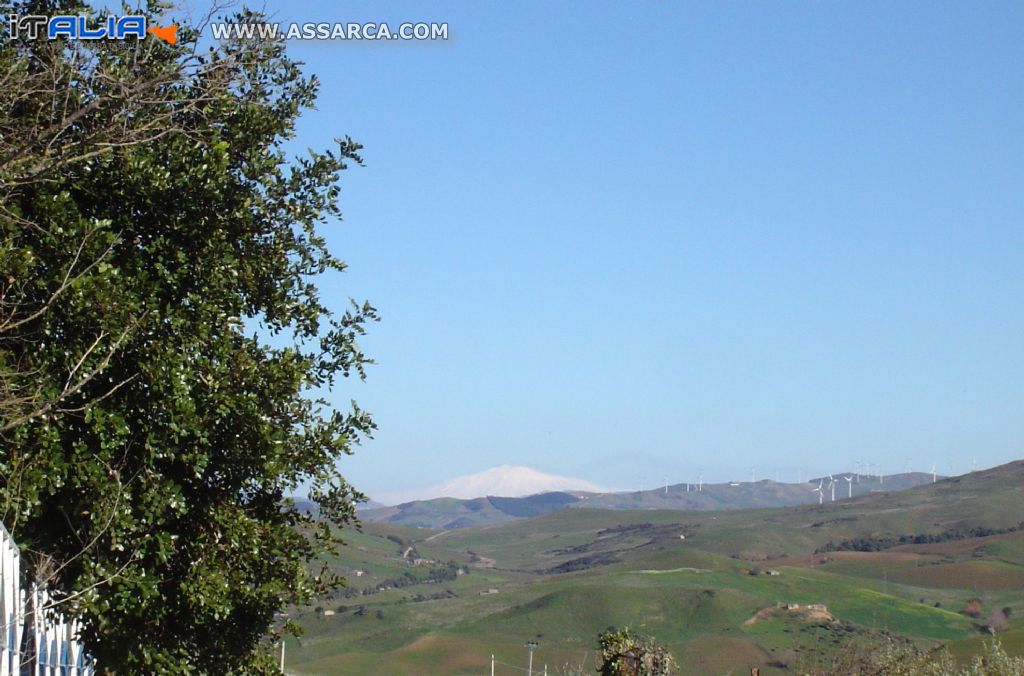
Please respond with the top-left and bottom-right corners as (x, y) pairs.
(577, 471), (934, 511)
(359, 492), (581, 530)
(283, 461), (1024, 674)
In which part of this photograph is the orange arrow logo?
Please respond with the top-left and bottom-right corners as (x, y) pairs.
(148, 24), (178, 44)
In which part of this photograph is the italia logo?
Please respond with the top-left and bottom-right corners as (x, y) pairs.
(7, 15), (178, 43)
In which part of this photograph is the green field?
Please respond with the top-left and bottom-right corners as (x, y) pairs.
(284, 462), (1024, 674)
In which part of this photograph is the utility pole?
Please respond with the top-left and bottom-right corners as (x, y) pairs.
(526, 641), (539, 676)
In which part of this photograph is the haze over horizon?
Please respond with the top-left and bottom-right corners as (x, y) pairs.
(366, 459), (989, 506)
(265, 0), (1024, 499)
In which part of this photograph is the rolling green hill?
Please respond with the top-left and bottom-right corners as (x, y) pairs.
(360, 492), (582, 530)
(285, 461), (1024, 674)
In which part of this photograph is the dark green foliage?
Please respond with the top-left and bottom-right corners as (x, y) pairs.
(1, 1), (374, 671)
(339, 561), (464, 599)
(816, 523), (1024, 553)
(546, 551), (620, 574)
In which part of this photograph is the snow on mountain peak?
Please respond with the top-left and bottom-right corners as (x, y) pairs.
(379, 465), (608, 504)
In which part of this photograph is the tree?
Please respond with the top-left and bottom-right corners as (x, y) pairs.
(1, 1), (376, 671)
(597, 628), (677, 676)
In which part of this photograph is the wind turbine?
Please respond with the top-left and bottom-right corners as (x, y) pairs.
(931, 463), (937, 483)
(698, 474), (703, 492)
(750, 467), (756, 483)
(812, 481), (824, 505)
(844, 474), (853, 498)
(828, 475), (836, 502)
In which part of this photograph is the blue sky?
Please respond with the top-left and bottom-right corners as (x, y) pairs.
(211, 1), (1023, 496)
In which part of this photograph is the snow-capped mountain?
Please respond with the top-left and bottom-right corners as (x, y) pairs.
(378, 465), (607, 504)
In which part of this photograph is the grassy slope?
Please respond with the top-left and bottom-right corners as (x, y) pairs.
(286, 462), (1024, 674)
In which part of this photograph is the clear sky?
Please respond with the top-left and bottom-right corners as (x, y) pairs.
(224, 1), (1023, 497)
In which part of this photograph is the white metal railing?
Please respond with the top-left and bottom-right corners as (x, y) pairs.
(1, 522), (95, 675)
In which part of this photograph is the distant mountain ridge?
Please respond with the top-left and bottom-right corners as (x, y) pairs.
(361, 470), (939, 530)
(375, 464), (607, 504)
(361, 492), (581, 530)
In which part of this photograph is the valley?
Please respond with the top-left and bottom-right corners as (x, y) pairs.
(284, 462), (1024, 674)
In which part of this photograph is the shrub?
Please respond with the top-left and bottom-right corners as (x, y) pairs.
(597, 628), (676, 676)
